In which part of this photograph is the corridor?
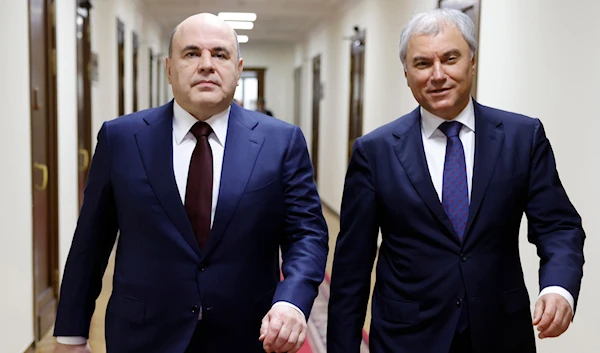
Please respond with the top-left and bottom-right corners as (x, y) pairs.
(2, 0), (599, 352)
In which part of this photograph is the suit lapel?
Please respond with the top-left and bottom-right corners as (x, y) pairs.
(463, 102), (504, 238)
(204, 104), (264, 258)
(393, 109), (458, 239)
(134, 101), (201, 257)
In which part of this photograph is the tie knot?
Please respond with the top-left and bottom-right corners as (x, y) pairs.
(190, 121), (213, 138)
(439, 121), (463, 138)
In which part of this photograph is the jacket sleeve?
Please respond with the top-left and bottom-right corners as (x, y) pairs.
(525, 119), (585, 313)
(327, 138), (379, 353)
(54, 122), (119, 337)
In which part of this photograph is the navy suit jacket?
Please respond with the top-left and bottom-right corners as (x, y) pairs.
(54, 101), (328, 353)
(327, 101), (585, 353)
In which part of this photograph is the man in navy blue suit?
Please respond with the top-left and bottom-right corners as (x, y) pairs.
(327, 8), (584, 353)
(53, 13), (328, 353)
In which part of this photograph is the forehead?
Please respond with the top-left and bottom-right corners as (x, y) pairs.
(175, 22), (235, 50)
(406, 24), (469, 57)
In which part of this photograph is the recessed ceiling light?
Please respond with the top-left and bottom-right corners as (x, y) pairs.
(226, 21), (254, 30)
(237, 35), (249, 43)
(218, 12), (257, 22)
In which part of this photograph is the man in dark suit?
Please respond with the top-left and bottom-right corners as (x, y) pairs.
(53, 13), (328, 353)
(327, 8), (584, 353)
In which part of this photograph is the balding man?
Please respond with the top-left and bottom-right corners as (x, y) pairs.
(53, 13), (328, 353)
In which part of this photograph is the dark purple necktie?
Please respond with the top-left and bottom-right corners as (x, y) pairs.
(439, 121), (469, 239)
(184, 121), (213, 250)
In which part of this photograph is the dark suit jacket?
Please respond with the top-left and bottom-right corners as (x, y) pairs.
(327, 101), (585, 353)
(54, 101), (328, 353)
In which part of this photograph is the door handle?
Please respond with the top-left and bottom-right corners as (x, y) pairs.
(33, 162), (48, 191)
(33, 86), (40, 110)
(79, 148), (89, 171)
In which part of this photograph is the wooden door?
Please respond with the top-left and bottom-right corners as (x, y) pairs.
(29, 0), (59, 342)
(117, 18), (125, 115)
(348, 29), (365, 163)
(156, 55), (161, 105)
(149, 49), (153, 107)
(293, 66), (302, 126)
(132, 31), (139, 111)
(77, 0), (92, 208)
(311, 55), (321, 183)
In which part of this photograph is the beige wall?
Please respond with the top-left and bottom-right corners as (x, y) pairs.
(0, 1), (34, 351)
(239, 42), (296, 124)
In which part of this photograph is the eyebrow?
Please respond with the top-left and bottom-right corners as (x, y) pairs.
(181, 45), (231, 56)
(412, 49), (462, 63)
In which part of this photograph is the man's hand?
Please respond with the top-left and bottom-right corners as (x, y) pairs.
(532, 293), (573, 339)
(259, 305), (307, 353)
(54, 342), (91, 353)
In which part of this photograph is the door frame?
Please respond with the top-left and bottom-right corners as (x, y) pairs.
(347, 28), (366, 163)
(311, 55), (321, 184)
(28, 0), (59, 343)
(117, 18), (125, 116)
(76, 0), (92, 209)
(132, 31), (139, 111)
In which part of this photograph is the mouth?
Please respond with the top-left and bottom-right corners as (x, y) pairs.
(193, 80), (218, 87)
(430, 87), (451, 94)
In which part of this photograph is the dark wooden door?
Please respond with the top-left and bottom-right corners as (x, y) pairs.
(77, 0), (92, 208)
(149, 49), (154, 107)
(132, 31), (139, 111)
(311, 55), (321, 183)
(348, 29), (366, 163)
(117, 18), (125, 116)
(156, 55), (161, 105)
(293, 67), (302, 126)
(29, 0), (59, 342)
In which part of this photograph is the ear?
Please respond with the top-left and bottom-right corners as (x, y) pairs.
(166, 57), (172, 84)
(236, 58), (244, 85)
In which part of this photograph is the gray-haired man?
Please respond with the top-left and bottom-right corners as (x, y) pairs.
(327, 8), (584, 353)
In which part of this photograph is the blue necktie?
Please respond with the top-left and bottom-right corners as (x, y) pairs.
(439, 121), (469, 240)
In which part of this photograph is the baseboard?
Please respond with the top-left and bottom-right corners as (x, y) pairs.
(24, 342), (34, 353)
(321, 201), (339, 218)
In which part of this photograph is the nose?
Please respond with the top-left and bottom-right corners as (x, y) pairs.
(431, 61), (446, 82)
(197, 50), (215, 73)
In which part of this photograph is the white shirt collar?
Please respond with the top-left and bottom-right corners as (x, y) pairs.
(172, 100), (229, 146)
(420, 98), (475, 139)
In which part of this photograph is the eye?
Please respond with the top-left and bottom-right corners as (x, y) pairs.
(214, 53), (226, 59)
(185, 52), (197, 57)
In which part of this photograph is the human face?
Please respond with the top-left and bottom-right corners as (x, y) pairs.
(404, 23), (475, 120)
(166, 17), (243, 120)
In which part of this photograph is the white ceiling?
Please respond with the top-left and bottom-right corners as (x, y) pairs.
(142, 0), (356, 44)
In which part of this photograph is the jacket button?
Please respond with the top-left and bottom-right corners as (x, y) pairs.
(191, 305), (200, 314)
(460, 254), (467, 262)
(198, 263), (205, 271)
(456, 298), (462, 307)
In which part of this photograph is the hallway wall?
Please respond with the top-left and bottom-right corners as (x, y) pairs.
(295, 0), (434, 213)
(90, 0), (169, 150)
(478, 0), (600, 351)
(298, 0), (600, 351)
(0, 1), (168, 351)
(0, 2), (34, 352)
(239, 42), (296, 123)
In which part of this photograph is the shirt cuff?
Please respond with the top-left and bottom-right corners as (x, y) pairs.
(272, 301), (305, 317)
(56, 336), (88, 345)
(539, 286), (574, 314)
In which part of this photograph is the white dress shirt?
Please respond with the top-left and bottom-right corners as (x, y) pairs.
(57, 101), (301, 345)
(420, 98), (574, 314)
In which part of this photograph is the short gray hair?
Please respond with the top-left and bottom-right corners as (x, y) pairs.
(399, 8), (478, 70)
